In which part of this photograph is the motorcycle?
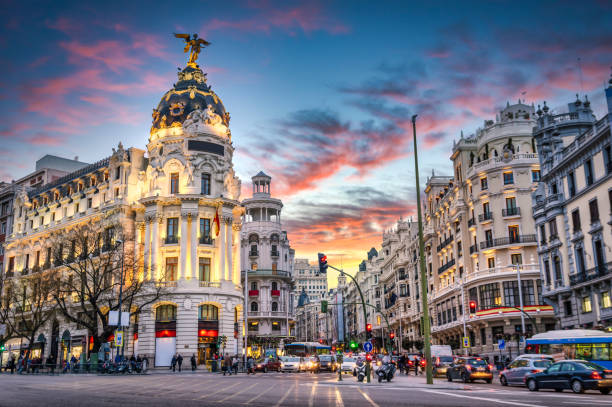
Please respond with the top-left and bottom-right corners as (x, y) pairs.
(377, 362), (396, 383)
(355, 359), (367, 382)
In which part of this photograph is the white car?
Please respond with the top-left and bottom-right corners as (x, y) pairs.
(340, 357), (356, 374)
(280, 356), (302, 373)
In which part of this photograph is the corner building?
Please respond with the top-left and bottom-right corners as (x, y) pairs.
(3, 60), (244, 367)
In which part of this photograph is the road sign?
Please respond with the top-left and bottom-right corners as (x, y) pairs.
(363, 341), (373, 352)
(115, 330), (124, 348)
(462, 336), (470, 348)
(498, 339), (505, 350)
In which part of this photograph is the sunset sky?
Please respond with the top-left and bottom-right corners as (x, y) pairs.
(1, 0), (611, 287)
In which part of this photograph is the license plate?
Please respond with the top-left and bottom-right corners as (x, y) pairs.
(598, 379), (612, 386)
(477, 368), (485, 371)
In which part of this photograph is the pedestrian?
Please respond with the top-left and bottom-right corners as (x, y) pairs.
(190, 354), (197, 371)
(246, 356), (255, 375)
(223, 354), (231, 376)
(177, 353), (183, 372)
(8, 356), (15, 374)
(70, 355), (78, 372)
(414, 356), (420, 376)
(171, 353), (178, 372)
(398, 354), (406, 375)
(232, 355), (238, 375)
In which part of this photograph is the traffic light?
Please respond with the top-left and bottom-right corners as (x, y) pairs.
(389, 332), (395, 340)
(318, 253), (328, 274)
(366, 323), (373, 339)
(349, 340), (358, 350)
(321, 300), (328, 313)
(469, 300), (477, 314)
(0, 342), (4, 352)
(365, 353), (373, 362)
(319, 339), (324, 344)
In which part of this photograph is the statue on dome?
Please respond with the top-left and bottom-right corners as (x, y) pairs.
(174, 33), (210, 67)
(204, 104), (222, 126)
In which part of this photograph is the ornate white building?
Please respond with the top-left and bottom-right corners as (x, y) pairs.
(240, 172), (295, 356)
(3, 53), (244, 368)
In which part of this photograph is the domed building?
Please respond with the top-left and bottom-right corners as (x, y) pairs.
(2, 42), (244, 368)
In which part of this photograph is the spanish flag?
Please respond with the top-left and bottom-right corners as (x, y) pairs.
(211, 207), (220, 239)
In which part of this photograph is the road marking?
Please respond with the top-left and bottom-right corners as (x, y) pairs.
(335, 387), (344, 407)
(422, 389), (545, 407)
(242, 384), (271, 405)
(198, 380), (241, 399)
(562, 402), (612, 405)
(309, 381), (317, 407)
(274, 384), (295, 407)
(357, 387), (380, 407)
(217, 382), (258, 402)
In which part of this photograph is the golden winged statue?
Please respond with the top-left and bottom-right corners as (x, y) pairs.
(174, 33), (211, 67)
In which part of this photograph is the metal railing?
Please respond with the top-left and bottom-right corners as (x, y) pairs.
(502, 207), (521, 217)
(199, 236), (212, 245)
(469, 244), (478, 254)
(437, 235), (453, 252)
(199, 281), (221, 288)
(480, 234), (537, 249)
(165, 236), (179, 244)
(478, 212), (493, 222)
(438, 258), (456, 274)
(468, 218), (476, 227)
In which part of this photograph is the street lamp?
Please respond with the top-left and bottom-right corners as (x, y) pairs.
(115, 238), (126, 359)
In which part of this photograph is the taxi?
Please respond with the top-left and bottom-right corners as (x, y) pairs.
(446, 357), (493, 383)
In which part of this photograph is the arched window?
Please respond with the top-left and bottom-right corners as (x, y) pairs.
(251, 302), (258, 312)
(271, 281), (278, 291)
(270, 234), (279, 243)
(271, 302), (278, 312)
(198, 304), (219, 321)
(251, 282), (257, 290)
(156, 304), (177, 322)
(248, 234), (259, 244)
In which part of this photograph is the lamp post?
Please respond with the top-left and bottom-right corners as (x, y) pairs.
(412, 115), (433, 385)
(115, 239), (126, 359)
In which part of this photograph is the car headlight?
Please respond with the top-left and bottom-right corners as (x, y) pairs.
(280, 363), (284, 368)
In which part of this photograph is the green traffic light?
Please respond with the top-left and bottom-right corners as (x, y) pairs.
(349, 341), (357, 350)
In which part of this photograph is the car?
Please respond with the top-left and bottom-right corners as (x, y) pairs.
(303, 356), (320, 373)
(340, 357), (356, 374)
(433, 355), (455, 377)
(515, 354), (555, 361)
(318, 355), (337, 372)
(255, 358), (281, 373)
(525, 360), (612, 394)
(446, 357), (493, 383)
(279, 356), (302, 373)
(500, 357), (553, 386)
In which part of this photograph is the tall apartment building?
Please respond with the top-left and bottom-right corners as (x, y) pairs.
(424, 101), (555, 362)
(241, 171), (295, 354)
(293, 258), (328, 304)
(533, 78), (612, 329)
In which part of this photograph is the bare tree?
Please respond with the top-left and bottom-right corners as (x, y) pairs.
(0, 269), (58, 362)
(49, 221), (167, 354)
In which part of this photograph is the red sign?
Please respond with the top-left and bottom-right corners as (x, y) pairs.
(198, 329), (219, 337)
(155, 329), (177, 338)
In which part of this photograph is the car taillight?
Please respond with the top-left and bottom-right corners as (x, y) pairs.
(465, 365), (472, 371)
(488, 364), (494, 371)
(531, 369), (542, 373)
(591, 371), (603, 380)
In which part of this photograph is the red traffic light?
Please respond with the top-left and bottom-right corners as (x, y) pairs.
(366, 323), (372, 332)
(365, 353), (373, 362)
(469, 300), (477, 313)
(389, 332), (395, 339)
(319, 339), (324, 344)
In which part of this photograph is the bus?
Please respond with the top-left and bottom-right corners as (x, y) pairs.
(526, 329), (612, 369)
(284, 342), (331, 356)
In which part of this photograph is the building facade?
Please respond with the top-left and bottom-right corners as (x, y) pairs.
(2, 57), (245, 367)
(293, 258), (328, 306)
(241, 171), (295, 355)
(533, 80), (612, 329)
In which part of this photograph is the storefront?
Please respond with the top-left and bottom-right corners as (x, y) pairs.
(155, 304), (177, 367)
(197, 305), (219, 366)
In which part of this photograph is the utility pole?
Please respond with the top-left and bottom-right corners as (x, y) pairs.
(461, 279), (468, 356)
(412, 115), (433, 385)
(116, 239), (126, 359)
(516, 263), (526, 352)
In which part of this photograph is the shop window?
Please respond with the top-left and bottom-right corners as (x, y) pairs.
(156, 304), (177, 322)
(198, 304), (218, 321)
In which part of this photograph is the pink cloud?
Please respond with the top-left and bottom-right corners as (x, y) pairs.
(60, 40), (142, 72)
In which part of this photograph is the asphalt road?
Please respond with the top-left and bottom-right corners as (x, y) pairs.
(0, 371), (611, 407)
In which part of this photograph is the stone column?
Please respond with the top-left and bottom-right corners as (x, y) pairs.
(191, 214), (198, 280)
(180, 213), (188, 280)
(144, 219), (151, 280)
(232, 223), (240, 285)
(151, 216), (160, 280)
(219, 213), (226, 281)
(136, 221), (144, 280)
(226, 218), (232, 282)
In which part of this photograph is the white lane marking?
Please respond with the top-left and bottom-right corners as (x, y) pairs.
(357, 387), (380, 407)
(421, 389), (545, 407)
(242, 384), (271, 405)
(274, 383), (295, 407)
(217, 382), (258, 402)
(308, 381), (317, 407)
(198, 380), (241, 399)
(335, 387), (344, 407)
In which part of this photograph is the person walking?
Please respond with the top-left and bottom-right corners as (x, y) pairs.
(414, 356), (420, 376)
(171, 354), (178, 372)
(231, 355), (238, 375)
(246, 356), (255, 375)
(223, 354), (231, 376)
(177, 354), (183, 372)
(190, 354), (197, 371)
(8, 356), (15, 374)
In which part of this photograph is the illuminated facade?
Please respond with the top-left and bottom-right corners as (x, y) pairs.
(2, 58), (244, 367)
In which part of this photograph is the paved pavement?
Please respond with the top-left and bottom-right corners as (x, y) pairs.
(0, 371), (611, 406)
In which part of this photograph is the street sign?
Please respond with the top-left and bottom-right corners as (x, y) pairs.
(109, 311), (130, 327)
(363, 341), (373, 352)
(498, 339), (505, 350)
(115, 330), (124, 348)
(462, 336), (470, 348)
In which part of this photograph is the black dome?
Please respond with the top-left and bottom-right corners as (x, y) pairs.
(152, 65), (228, 131)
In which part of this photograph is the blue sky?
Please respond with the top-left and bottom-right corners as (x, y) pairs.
(1, 0), (611, 284)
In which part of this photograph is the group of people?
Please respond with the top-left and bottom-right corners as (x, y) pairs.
(397, 354), (425, 376)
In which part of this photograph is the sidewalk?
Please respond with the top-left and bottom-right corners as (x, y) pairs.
(326, 373), (467, 390)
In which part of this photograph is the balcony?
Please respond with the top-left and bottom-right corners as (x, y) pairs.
(249, 250), (259, 257)
(480, 234), (537, 250)
(245, 269), (291, 279)
(271, 289), (281, 297)
(437, 235), (453, 252)
(165, 236), (179, 244)
(271, 250), (280, 257)
(199, 281), (221, 288)
(468, 218), (476, 227)
(478, 212), (493, 222)
(438, 258), (455, 274)
(156, 281), (177, 288)
(199, 236), (212, 245)
(249, 289), (259, 297)
(502, 207), (521, 217)
(569, 264), (611, 285)
(469, 244), (478, 254)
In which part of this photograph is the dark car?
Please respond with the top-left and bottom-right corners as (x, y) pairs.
(318, 355), (337, 372)
(446, 357), (493, 383)
(525, 360), (612, 394)
(433, 355), (455, 377)
(255, 358), (281, 373)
